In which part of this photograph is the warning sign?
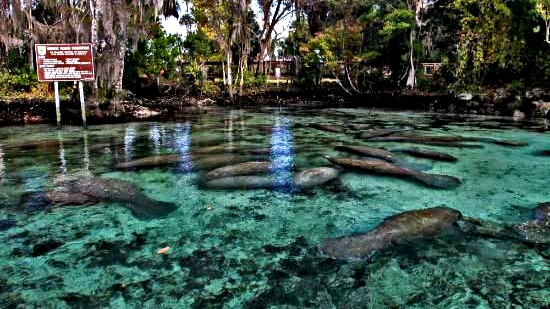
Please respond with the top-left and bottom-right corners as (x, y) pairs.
(35, 44), (95, 82)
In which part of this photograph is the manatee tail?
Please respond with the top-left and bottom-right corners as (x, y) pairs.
(413, 172), (462, 189)
(128, 199), (178, 220)
(319, 233), (388, 261)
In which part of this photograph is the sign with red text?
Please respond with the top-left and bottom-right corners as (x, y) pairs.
(35, 44), (95, 82)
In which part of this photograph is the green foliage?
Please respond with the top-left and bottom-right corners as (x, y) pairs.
(183, 29), (216, 62)
(243, 70), (266, 87)
(0, 50), (39, 94)
(123, 26), (184, 92)
(380, 9), (414, 39)
(0, 67), (38, 93)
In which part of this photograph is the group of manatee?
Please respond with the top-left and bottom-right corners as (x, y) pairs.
(3, 115), (550, 262)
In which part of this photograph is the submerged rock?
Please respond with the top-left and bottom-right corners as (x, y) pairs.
(398, 148), (457, 162)
(327, 157), (461, 189)
(535, 202), (550, 221)
(319, 206), (462, 260)
(510, 202), (550, 244)
(204, 161), (272, 180)
(294, 167), (339, 189)
(513, 220), (550, 243)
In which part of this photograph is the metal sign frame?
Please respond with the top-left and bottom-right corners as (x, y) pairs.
(35, 43), (95, 82)
(35, 43), (95, 129)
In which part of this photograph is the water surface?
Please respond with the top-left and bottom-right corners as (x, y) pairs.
(0, 108), (549, 308)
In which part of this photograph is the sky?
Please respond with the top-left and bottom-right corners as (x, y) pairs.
(161, 16), (188, 37)
(161, 1), (293, 39)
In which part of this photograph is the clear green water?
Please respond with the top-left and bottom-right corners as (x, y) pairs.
(0, 108), (549, 308)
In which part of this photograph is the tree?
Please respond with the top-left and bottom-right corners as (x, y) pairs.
(255, 0), (294, 74)
(535, 0), (550, 43)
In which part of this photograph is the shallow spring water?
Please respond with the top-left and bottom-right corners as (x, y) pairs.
(0, 108), (549, 308)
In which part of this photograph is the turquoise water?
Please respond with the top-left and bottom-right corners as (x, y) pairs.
(0, 108), (549, 308)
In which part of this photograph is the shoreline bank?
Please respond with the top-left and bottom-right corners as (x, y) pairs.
(1, 88), (549, 126)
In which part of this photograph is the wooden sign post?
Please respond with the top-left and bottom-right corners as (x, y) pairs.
(35, 43), (95, 129)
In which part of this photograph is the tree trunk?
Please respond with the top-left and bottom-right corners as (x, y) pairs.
(226, 49), (234, 101)
(113, 31), (128, 96)
(406, 30), (416, 88)
(256, 40), (269, 74)
(546, 21), (550, 43)
(89, 0), (99, 94)
(222, 59), (226, 85)
(27, 0), (33, 70)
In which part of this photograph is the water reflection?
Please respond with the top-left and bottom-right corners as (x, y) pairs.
(149, 123), (162, 154)
(225, 111), (235, 145)
(124, 125), (137, 161)
(174, 122), (192, 172)
(57, 132), (67, 175)
(270, 115), (294, 190)
(0, 144), (4, 181)
(82, 132), (91, 176)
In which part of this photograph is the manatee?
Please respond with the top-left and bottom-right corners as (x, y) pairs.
(335, 145), (397, 162)
(367, 135), (483, 148)
(50, 177), (177, 220)
(319, 206), (462, 260)
(490, 140), (528, 147)
(114, 153), (260, 171)
(88, 143), (114, 152)
(294, 167), (339, 189)
(533, 150), (550, 156)
(191, 145), (245, 154)
(192, 155), (262, 171)
(397, 148), (457, 162)
(203, 176), (277, 190)
(0, 215), (16, 231)
(358, 129), (405, 139)
(369, 135), (478, 143)
(327, 157), (461, 189)
(47, 191), (98, 206)
(535, 202), (550, 221)
(204, 161), (273, 180)
(308, 124), (344, 133)
(16, 139), (61, 151)
(349, 124), (372, 131)
(114, 154), (183, 169)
